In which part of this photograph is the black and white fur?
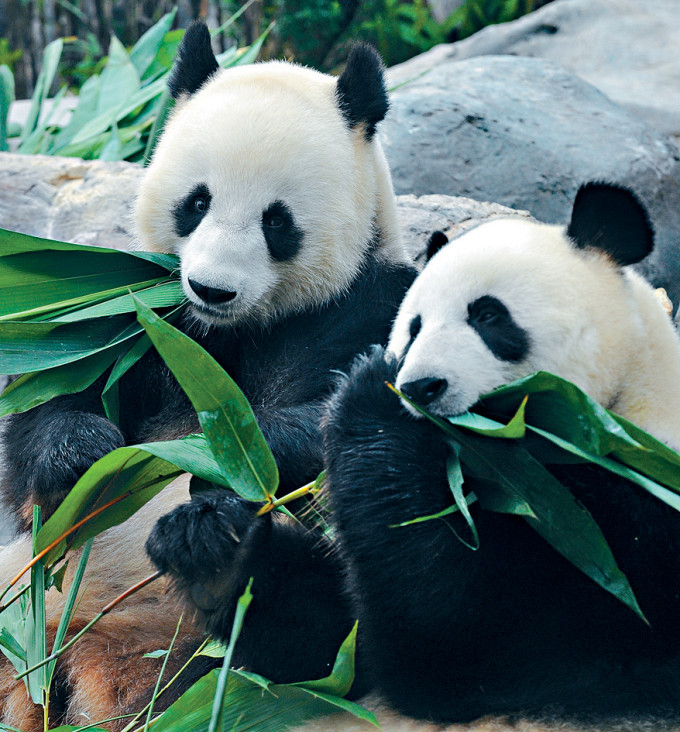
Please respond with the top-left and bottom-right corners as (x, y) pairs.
(0, 25), (415, 730)
(147, 183), (680, 731)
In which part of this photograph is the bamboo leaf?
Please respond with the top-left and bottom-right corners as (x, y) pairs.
(26, 507), (47, 705)
(135, 298), (278, 502)
(35, 434), (228, 563)
(0, 343), (126, 418)
(395, 386), (647, 622)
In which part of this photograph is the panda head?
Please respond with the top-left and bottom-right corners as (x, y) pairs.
(388, 182), (655, 417)
(134, 23), (404, 326)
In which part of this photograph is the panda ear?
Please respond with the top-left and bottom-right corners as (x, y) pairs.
(168, 21), (219, 100)
(336, 44), (389, 139)
(566, 182), (654, 266)
(425, 231), (449, 262)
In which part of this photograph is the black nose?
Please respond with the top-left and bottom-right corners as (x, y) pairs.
(188, 279), (237, 305)
(400, 377), (448, 406)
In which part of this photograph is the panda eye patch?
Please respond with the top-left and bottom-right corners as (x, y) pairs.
(173, 183), (211, 238)
(262, 200), (304, 262)
(401, 314), (421, 361)
(467, 295), (530, 363)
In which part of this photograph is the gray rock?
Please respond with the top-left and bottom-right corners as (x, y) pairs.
(397, 193), (529, 265)
(391, 0), (680, 140)
(0, 151), (525, 262)
(0, 152), (142, 250)
(381, 55), (680, 307)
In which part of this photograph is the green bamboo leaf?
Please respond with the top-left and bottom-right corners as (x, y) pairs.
(150, 667), (377, 732)
(97, 36), (141, 117)
(135, 298), (278, 502)
(448, 395), (527, 438)
(35, 434), (228, 562)
(0, 629), (25, 663)
(395, 387), (647, 622)
(143, 86), (173, 163)
(0, 64), (15, 152)
(47, 539), (93, 686)
(0, 342), (127, 418)
(208, 580), (253, 732)
(293, 622), (358, 697)
(102, 333), (154, 423)
(0, 316), (142, 373)
(445, 450), (479, 550)
(26, 508), (48, 705)
(129, 10), (178, 80)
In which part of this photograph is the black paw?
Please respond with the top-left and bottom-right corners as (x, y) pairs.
(146, 491), (266, 597)
(4, 411), (125, 522)
(327, 346), (400, 425)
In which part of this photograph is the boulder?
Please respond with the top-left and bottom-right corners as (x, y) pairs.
(0, 151), (525, 263)
(391, 0), (680, 140)
(381, 55), (680, 307)
(0, 152), (142, 250)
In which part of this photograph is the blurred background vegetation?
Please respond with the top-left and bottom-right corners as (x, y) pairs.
(0, 0), (550, 161)
(1, 0), (548, 99)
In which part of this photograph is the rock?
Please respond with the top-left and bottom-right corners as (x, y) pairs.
(0, 152), (143, 250)
(381, 55), (680, 307)
(397, 193), (529, 265)
(0, 151), (525, 263)
(390, 0), (680, 140)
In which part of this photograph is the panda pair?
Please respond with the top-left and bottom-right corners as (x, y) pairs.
(3, 22), (680, 731)
(147, 180), (680, 731)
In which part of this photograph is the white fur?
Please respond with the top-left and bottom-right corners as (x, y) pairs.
(389, 217), (680, 451)
(134, 61), (408, 326)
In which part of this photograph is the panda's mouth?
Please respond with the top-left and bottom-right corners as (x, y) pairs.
(189, 300), (240, 325)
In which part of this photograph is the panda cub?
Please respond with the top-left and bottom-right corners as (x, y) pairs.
(0, 24), (415, 730)
(148, 182), (680, 730)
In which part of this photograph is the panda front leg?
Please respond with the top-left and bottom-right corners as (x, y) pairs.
(2, 384), (125, 528)
(145, 490), (358, 687)
(323, 347), (496, 723)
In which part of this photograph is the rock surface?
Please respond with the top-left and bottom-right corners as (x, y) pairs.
(391, 0), (680, 140)
(0, 152), (526, 263)
(0, 153), (141, 250)
(381, 55), (680, 306)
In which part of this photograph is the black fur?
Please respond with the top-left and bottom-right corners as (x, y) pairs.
(261, 200), (304, 262)
(425, 230), (448, 261)
(159, 347), (680, 725)
(567, 182), (654, 266)
(168, 22), (219, 100)
(172, 183), (211, 237)
(1, 256), (416, 527)
(467, 294), (531, 363)
(336, 44), (389, 139)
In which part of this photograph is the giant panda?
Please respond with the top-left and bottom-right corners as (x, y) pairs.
(146, 182), (680, 731)
(0, 23), (416, 730)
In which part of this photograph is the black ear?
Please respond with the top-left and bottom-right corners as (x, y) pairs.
(168, 21), (220, 100)
(336, 44), (389, 139)
(566, 182), (654, 266)
(425, 231), (449, 261)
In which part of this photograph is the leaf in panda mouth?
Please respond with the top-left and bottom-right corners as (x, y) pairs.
(390, 383), (649, 624)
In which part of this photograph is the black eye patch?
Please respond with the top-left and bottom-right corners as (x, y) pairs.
(173, 183), (211, 238)
(262, 201), (304, 262)
(467, 295), (530, 363)
(401, 314), (422, 361)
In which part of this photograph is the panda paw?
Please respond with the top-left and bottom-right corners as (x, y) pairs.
(327, 345), (401, 425)
(5, 411), (125, 523)
(145, 491), (266, 604)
